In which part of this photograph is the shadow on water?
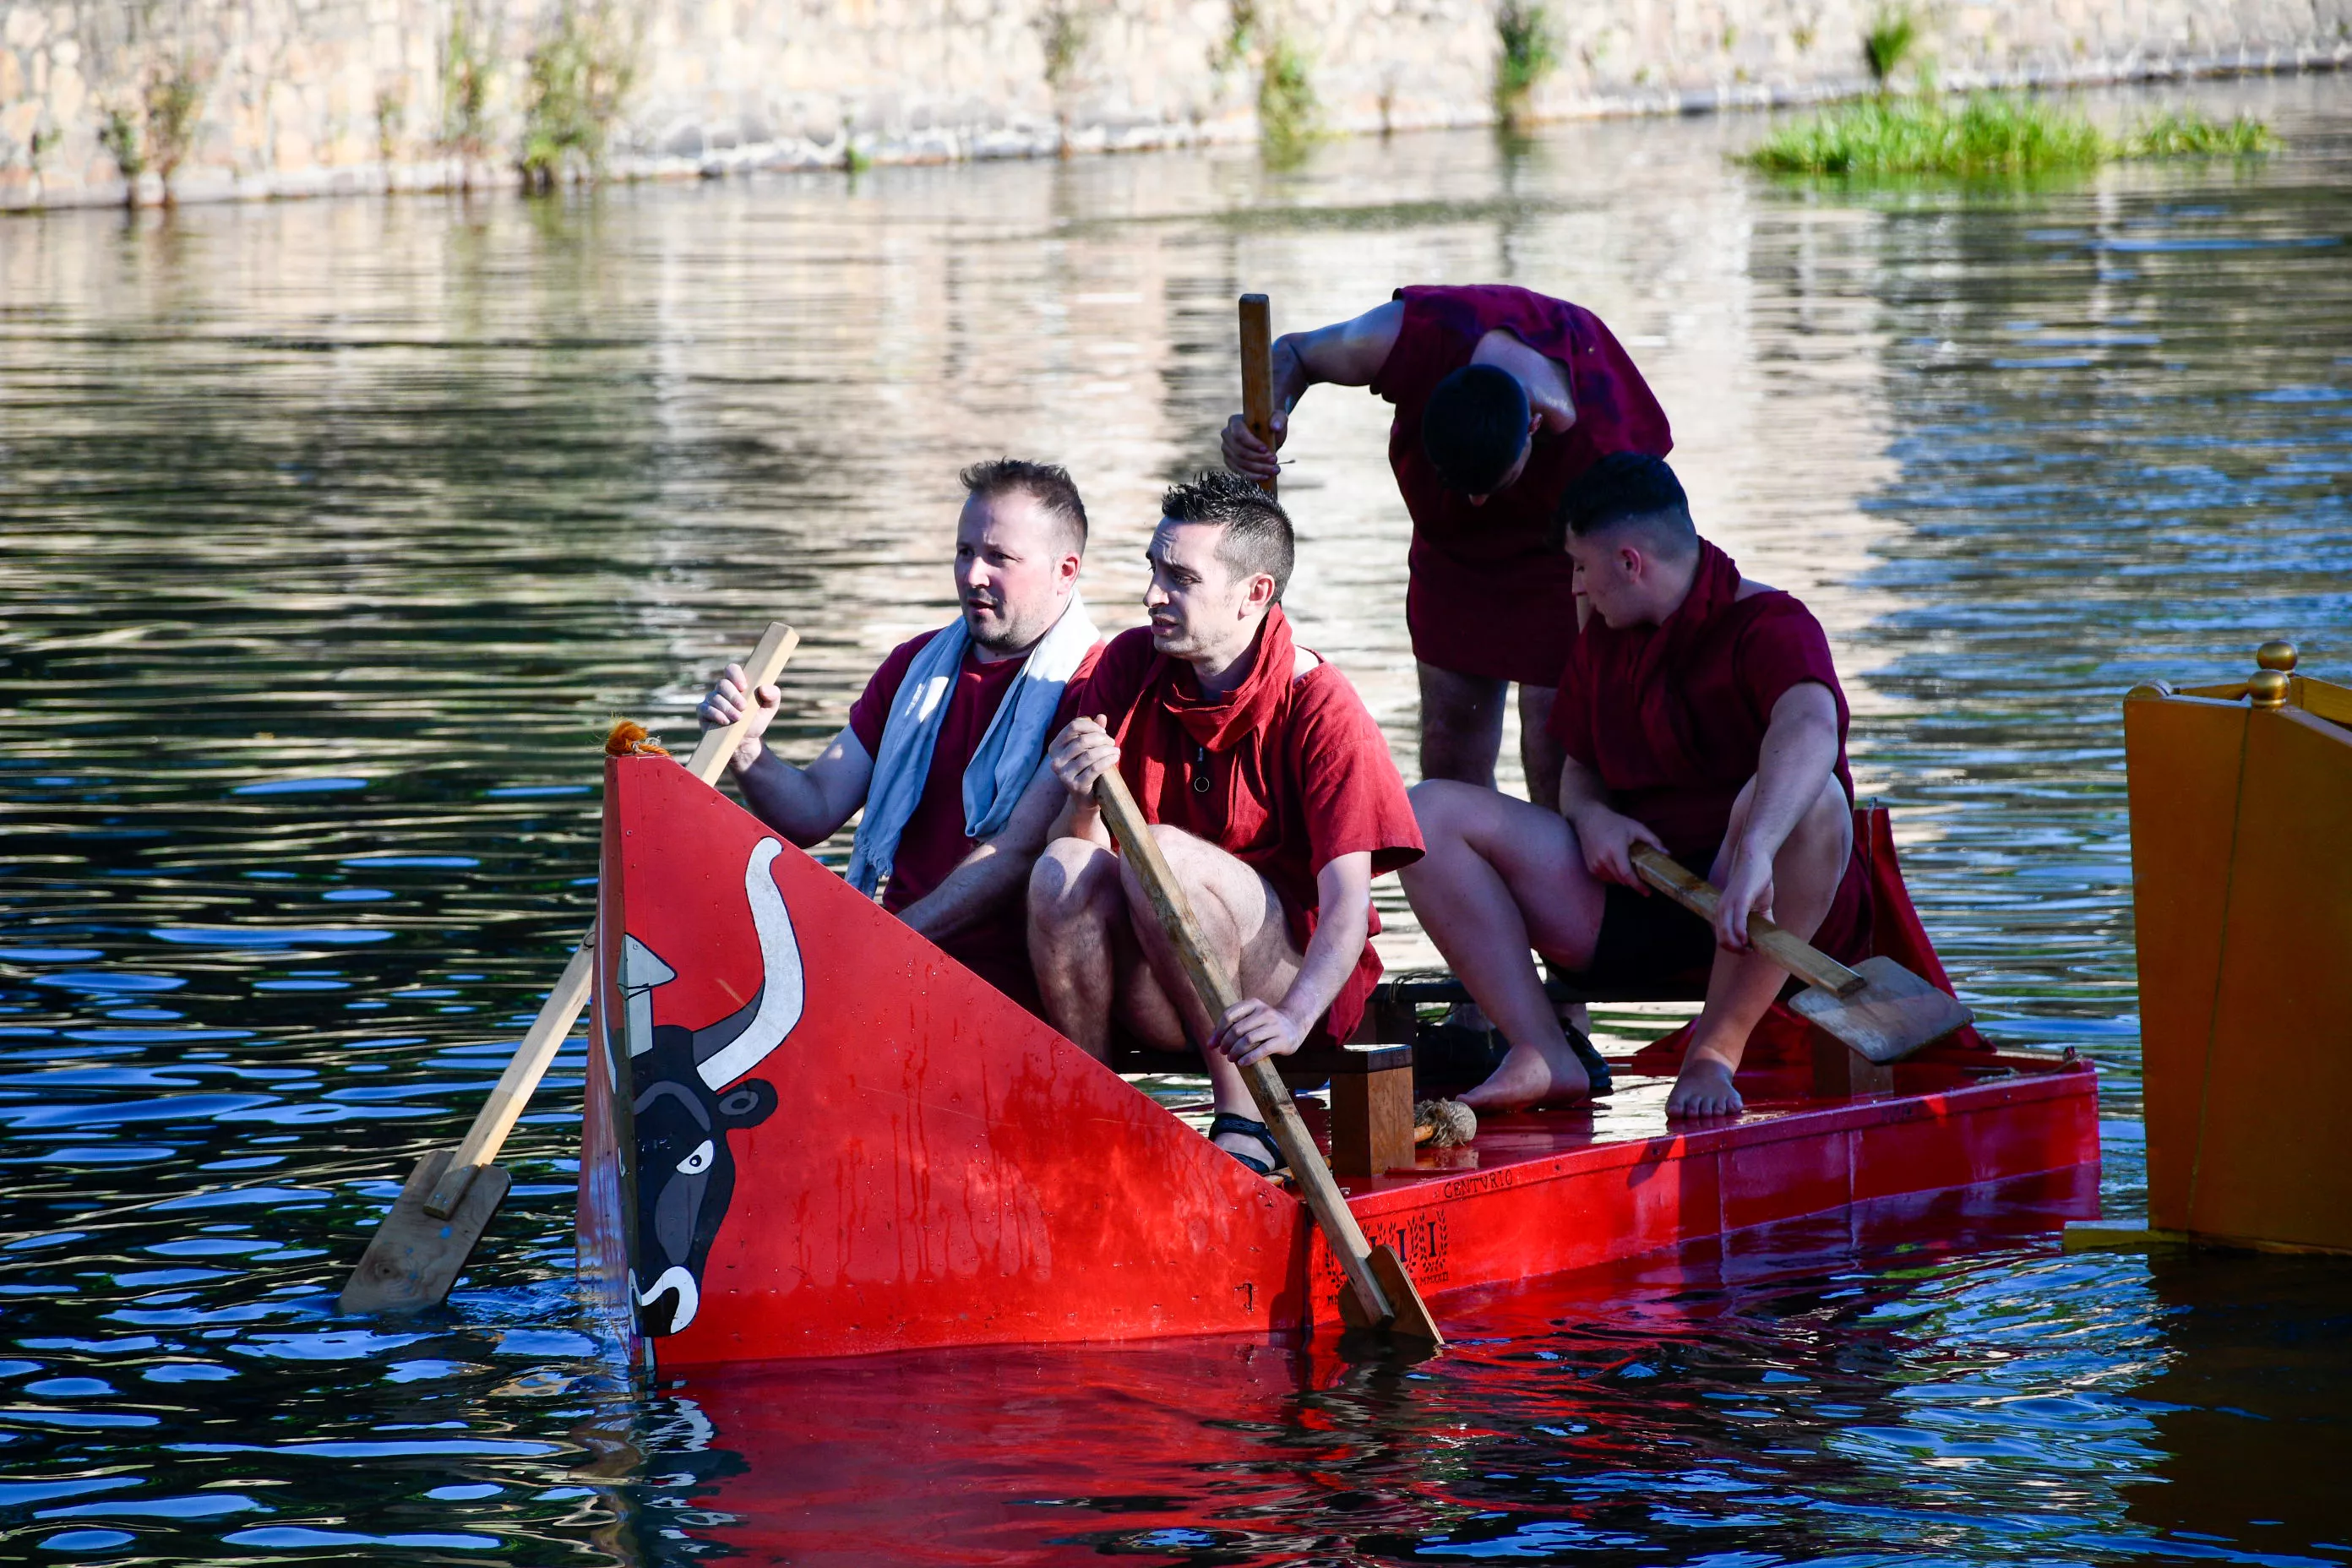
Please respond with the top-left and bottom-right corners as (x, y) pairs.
(0, 70), (2345, 1566)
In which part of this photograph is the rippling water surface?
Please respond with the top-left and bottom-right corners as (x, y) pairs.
(2, 72), (2348, 1565)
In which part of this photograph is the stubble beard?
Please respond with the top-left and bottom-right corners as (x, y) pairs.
(967, 596), (1053, 656)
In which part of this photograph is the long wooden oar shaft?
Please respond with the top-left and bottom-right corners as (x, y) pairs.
(1094, 769), (1429, 1337)
(1239, 293), (1277, 498)
(422, 623), (801, 1217)
(1630, 844), (1865, 996)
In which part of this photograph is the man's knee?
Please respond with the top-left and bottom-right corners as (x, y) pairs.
(1406, 777), (1483, 849)
(1029, 837), (1118, 934)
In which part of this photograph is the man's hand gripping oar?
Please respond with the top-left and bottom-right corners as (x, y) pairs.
(339, 623), (800, 1315)
(1092, 767), (1442, 1348)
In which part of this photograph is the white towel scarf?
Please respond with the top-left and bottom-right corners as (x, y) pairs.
(846, 595), (1099, 896)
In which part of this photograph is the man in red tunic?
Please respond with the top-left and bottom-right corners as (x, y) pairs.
(1024, 473), (1424, 1174)
(698, 460), (1103, 1012)
(1221, 284), (1670, 805)
(1401, 455), (1869, 1119)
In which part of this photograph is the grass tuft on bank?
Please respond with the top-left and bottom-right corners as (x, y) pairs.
(1742, 95), (2277, 178)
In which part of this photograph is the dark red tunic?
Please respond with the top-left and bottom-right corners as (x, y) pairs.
(1547, 540), (1869, 963)
(1369, 284), (1673, 687)
(1063, 608), (1425, 1046)
(850, 629), (1103, 1011)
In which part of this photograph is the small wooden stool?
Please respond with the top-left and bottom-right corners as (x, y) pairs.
(1321, 1043), (1418, 1178)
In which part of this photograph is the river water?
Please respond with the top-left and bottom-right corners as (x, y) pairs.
(2, 71), (2348, 1565)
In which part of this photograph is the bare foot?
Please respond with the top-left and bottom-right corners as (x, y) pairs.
(1666, 1056), (1744, 1119)
(1459, 1038), (1591, 1111)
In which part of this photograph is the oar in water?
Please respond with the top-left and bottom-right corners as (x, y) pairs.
(1239, 293), (1278, 498)
(1092, 768), (1442, 1346)
(339, 623), (801, 1315)
(1629, 844), (1974, 1063)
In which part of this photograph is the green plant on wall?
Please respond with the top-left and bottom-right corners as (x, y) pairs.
(377, 82), (408, 165)
(98, 105), (145, 188)
(1038, 0), (1092, 95)
(1258, 35), (1317, 162)
(1218, 0), (1318, 164)
(1863, 6), (1919, 87)
(1494, 0), (1557, 128)
(441, 7), (493, 167)
(144, 57), (209, 196)
(519, 0), (641, 191)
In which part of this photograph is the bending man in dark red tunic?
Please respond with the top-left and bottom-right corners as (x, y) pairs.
(1402, 455), (1870, 1119)
(1221, 284), (1670, 806)
(697, 460), (1103, 1014)
(1023, 473), (1424, 1174)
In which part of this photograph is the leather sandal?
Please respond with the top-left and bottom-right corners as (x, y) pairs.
(1208, 1111), (1288, 1176)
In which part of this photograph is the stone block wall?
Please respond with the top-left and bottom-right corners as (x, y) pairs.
(3, 0), (2347, 209)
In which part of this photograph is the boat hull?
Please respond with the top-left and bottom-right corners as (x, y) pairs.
(580, 756), (2099, 1370)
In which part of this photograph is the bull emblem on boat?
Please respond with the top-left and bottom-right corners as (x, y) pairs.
(620, 838), (804, 1337)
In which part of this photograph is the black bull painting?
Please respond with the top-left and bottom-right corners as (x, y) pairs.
(619, 838), (803, 1337)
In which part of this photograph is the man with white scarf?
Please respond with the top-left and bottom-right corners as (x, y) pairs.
(698, 460), (1102, 1012)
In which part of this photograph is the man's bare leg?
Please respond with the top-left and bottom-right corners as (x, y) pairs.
(1027, 837), (1134, 1061)
(1666, 776), (1856, 1119)
(1516, 683), (1568, 814)
(1417, 662), (1508, 790)
(1113, 825), (1307, 1163)
(1401, 781), (1608, 1109)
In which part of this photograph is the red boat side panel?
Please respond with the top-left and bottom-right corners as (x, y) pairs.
(1304, 1065), (2098, 1331)
(586, 756), (1309, 1369)
(1722, 1124), (1853, 1233)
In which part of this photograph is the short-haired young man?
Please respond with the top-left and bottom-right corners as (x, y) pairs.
(1220, 284), (1671, 806)
(1025, 473), (1424, 1174)
(1401, 454), (1870, 1119)
(699, 459), (1102, 1011)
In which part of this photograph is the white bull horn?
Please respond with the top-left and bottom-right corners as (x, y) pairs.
(694, 838), (805, 1089)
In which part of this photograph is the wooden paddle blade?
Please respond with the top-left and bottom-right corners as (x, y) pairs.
(1788, 955), (1974, 1064)
(1367, 1244), (1443, 1347)
(337, 1147), (513, 1315)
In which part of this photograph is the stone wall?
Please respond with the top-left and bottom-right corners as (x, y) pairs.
(3, 0), (2347, 209)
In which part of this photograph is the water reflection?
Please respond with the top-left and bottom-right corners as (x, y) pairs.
(0, 71), (2348, 1565)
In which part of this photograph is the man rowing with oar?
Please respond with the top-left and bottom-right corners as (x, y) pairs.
(1402, 455), (1870, 1119)
(1024, 473), (1424, 1174)
(698, 459), (1102, 1013)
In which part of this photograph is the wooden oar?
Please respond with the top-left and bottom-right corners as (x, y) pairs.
(1239, 293), (1278, 498)
(339, 623), (800, 1315)
(1093, 769), (1441, 1345)
(1629, 844), (1973, 1063)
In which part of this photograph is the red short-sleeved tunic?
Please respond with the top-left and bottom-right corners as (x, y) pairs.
(1369, 284), (1673, 688)
(1063, 608), (1425, 1046)
(849, 628), (1103, 1009)
(1548, 540), (1869, 960)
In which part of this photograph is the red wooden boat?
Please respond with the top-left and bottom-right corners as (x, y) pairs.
(576, 754), (2099, 1370)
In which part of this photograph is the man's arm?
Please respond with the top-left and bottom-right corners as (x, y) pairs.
(1556, 753), (1663, 889)
(1220, 300), (1407, 483)
(1712, 682), (1841, 950)
(896, 760), (1065, 945)
(733, 728), (873, 847)
(1207, 851), (1375, 1066)
(698, 662), (873, 847)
